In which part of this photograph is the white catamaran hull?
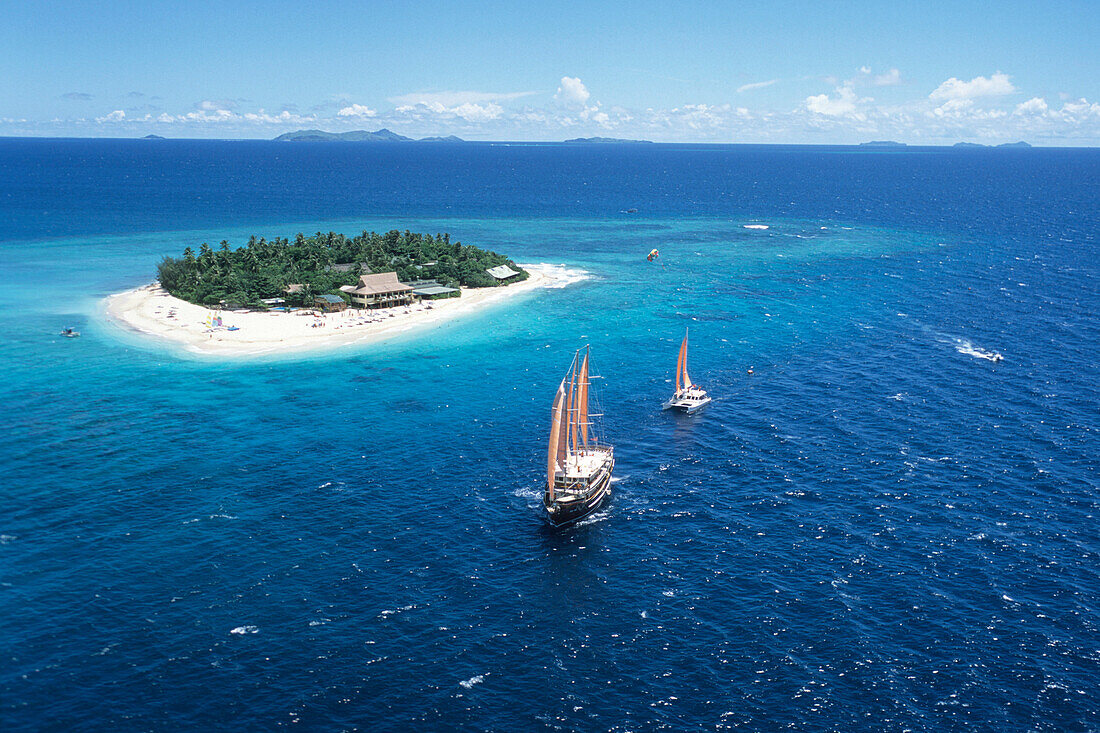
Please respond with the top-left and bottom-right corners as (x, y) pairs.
(662, 393), (712, 413)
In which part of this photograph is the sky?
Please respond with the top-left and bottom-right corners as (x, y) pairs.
(2, 0), (1099, 144)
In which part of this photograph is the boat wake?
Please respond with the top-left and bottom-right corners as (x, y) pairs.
(954, 339), (1004, 362)
(574, 511), (610, 527)
(743, 224), (770, 230)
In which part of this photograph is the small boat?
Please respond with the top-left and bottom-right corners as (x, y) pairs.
(544, 347), (615, 525)
(662, 329), (712, 413)
(60, 327), (80, 338)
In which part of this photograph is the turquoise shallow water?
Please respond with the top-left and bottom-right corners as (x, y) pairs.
(2, 141), (1098, 730)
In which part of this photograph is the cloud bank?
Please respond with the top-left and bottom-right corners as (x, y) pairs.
(11, 71), (1100, 144)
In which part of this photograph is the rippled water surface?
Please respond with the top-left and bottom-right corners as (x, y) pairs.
(1, 140), (1098, 730)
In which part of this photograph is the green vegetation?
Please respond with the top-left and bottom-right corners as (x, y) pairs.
(156, 230), (528, 308)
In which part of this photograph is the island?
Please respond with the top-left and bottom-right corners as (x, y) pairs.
(564, 136), (652, 144)
(858, 140), (907, 148)
(953, 141), (1033, 149)
(107, 230), (577, 356)
(141, 134), (166, 139)
(274, 128), (465, 143)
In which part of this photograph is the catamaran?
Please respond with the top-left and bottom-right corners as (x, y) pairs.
(662, 329), (712, 413)
(544, 347), (615, 525)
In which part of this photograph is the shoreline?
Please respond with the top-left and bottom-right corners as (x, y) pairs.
(104, 263), (583, 357)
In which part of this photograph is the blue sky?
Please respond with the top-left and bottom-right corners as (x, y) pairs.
(3, 0), (1098, 143)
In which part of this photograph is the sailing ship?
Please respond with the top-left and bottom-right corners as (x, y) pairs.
(544, 347), (615, 525)
(662, 329), (712, 413)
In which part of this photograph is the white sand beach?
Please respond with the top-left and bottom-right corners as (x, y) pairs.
(105, 263), (583, 356)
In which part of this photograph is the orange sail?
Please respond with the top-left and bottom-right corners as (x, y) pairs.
(565, 356), (577, 454)
(547, 378), (566, 495)
(681, 330), (692, 389)
(676, 332), (688, 392)
(577, 349), (590, 447)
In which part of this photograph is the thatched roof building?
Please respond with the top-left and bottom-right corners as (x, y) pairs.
(349, 272), (414, 308)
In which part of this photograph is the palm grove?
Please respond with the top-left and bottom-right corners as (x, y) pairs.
(156, 230), (528, 307)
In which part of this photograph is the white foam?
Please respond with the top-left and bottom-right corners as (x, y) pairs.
(743, 224), (770, 230)
(517, 262), (591, 289)
(459, 674), (486, 689)
(230, 625), (258, 635)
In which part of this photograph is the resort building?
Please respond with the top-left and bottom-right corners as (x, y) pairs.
(314, 294), (348, 312)
(406, 279), (460, 300)
(486, 265), (521, 284)
(348, 272), (415, 308)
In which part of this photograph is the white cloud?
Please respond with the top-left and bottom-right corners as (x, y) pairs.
(806, 85), (863, 117)
(851, 67), (901, 87)
(197, 99), (241, 112)
(737, 79), (778, 93)
(873, 68), (901, 87)
(555, 77), (590, 108)
(242, 110), (317, 125)
(393, 100), (504, 123)
(96, 109), (126, 123)
(930, 72), (1015, 102)
(1014, 97), (1048, 115)
(184, 108), (235, 122)
(1055, 98), (1100, 121)
(932, 98), (973, 117)
(446, 102), (504, 122)
(388, 90), (535, 107)
(337, 104), (377, 118)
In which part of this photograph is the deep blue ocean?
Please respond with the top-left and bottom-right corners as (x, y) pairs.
(2, 139), (1098, 731)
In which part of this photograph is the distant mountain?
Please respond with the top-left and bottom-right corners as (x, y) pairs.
(417, 135), (465, 143)
(997, 141), (1032, 148)
(564, 136), (652, 144)
(141, 134), (166, 140)
(274, 128), (415, 142)
(859, 140), (907, 148)
(953, 142), (988, 148)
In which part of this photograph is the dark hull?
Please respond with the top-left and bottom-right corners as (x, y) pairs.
(543, 464), (613, 526)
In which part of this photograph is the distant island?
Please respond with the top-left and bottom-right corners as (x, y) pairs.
(564, 136), (652, 144)
(273, 128), (465, 143)
(858, 140), (907, 148)
(953, 141), (1033, 149)
(155, 230), (527, 308)
(142, 134), (166, 140)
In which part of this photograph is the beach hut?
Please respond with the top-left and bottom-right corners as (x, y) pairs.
(486, 265), (521, 284)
